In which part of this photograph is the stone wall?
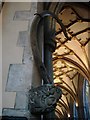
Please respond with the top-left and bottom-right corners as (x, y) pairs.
(2, 2), (42, 119)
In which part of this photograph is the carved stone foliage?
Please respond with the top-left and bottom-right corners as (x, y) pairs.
(28, 84), (62, 114)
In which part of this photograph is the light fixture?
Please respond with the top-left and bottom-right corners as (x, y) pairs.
(68, 113), (70, 118)
(76, 102), (78, 107)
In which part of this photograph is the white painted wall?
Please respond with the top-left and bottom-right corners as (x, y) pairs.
(2, 2), (31, 109)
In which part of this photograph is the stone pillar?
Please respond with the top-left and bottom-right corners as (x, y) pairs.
(69, 96), (74, 119)
(76, 74), (85, 119)
(43, 12), (56, 120)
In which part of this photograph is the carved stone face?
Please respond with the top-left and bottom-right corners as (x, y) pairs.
(28, 84), (62, 114)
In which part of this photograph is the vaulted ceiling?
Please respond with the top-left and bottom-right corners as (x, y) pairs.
(47, 3), (90, 118)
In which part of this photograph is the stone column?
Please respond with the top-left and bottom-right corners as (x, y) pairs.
(76, 74), (85, 119)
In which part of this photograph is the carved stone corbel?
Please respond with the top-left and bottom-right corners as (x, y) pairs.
(29, 84), (62, 114)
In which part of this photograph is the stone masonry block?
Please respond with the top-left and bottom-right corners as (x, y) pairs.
(6, 63), (33, 92)
(3, 108), (41, 119)
(22, 47), (33, 64)
(13, 3), (37, 21)
(3, 109), (30, 118)
(17, 31), (29, 47)
(15, 92), (28, 110)
(14, 11), (32, 21)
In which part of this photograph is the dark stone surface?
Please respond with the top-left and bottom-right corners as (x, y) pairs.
(29, 84), (62, 114)
(2, 116), (28, 120)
